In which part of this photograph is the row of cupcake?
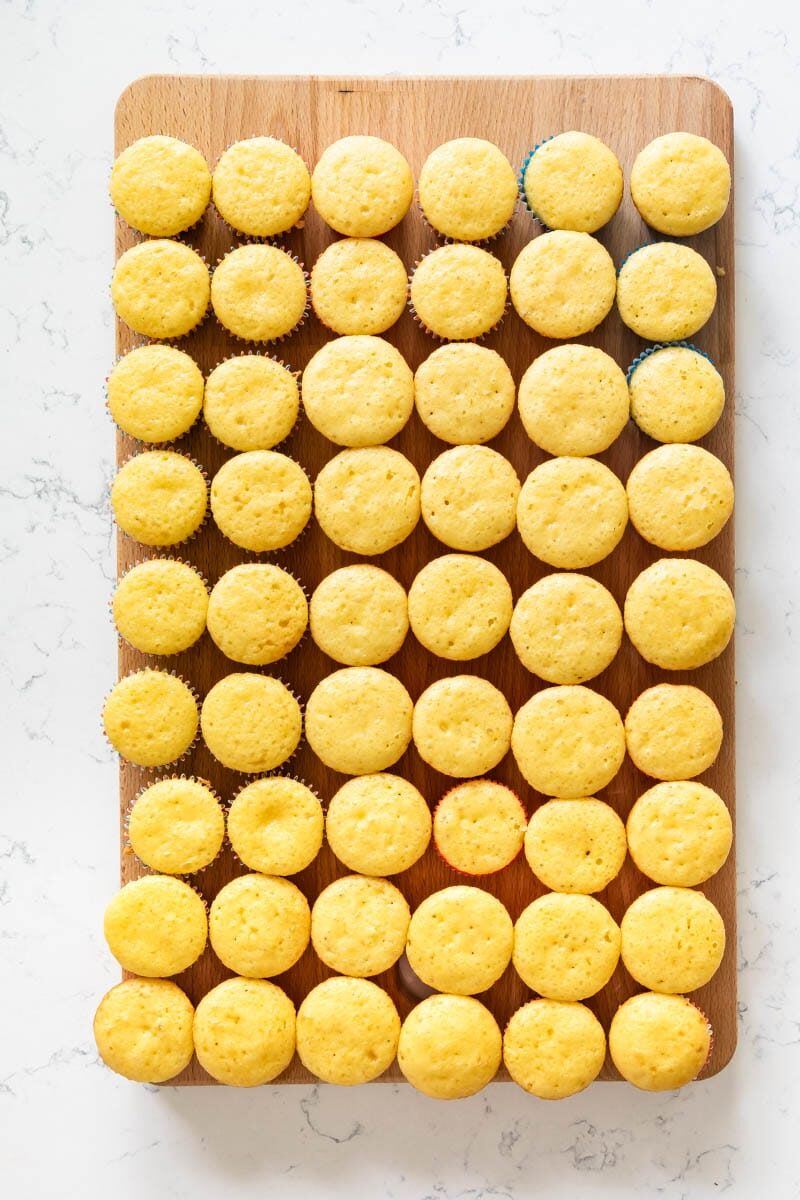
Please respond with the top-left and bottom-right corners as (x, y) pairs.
(110, 131), (730, 243)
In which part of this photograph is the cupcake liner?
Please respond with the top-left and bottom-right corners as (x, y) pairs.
(517, 138), (556, 228)
(414, 189), (516, 248)
(202, 348), (302, 455)
(109, 196), (211, 245)
(104, 345), (206, 448)
(407, 249), (510, 344)
(109, 555), (210, 658)
(113, 448), (211, 552)
(110, 247), (213, 344)
(431, 781), (526, 878)
(210, 137), (311, 245)
(226, 771), (323, 873)
(626, 341), (716, 383)
(102, 666), (201, 771)
(210, 247), (310, 347)
(123, 773), (226, 877)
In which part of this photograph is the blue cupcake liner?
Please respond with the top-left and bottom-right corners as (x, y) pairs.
(626, 341), (716, 383)
(518, 137), (555, 228)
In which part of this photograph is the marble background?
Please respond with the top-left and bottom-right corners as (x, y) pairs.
(2, 0), (799, 1195)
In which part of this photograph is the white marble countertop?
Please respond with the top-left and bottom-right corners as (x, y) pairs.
(3, 0), (800, 1195)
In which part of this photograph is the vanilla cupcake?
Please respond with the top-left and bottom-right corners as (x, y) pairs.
(207, 563), (308, 665)
(413, 675), (513, 778)
(398, 994), (502, 1099)
(524, 798), (627, 894)
(311, 875), (409, 977)
(609, 992), (712, 1091)
(512, 685), (625, 798)
(627, 781), (732, 886)
(624, 559), (735, 671)
(325, 773), (431, 876)
(510, 573), (622, 684)
(103, 668), (198, 768)
(211, 244), (307, 342)
(414, 344), (515, 445)
(194, 977), (295, 1087)
(112, 559), (208, 656)
(406, 885), (513, 994)
(309, 566), (408, 666)
(111, 451), (207, 547)
(128, 776), (224, 875)
(112, 240), (210, 340)
(227, 776), (323, 876)
(107, 345), (204, 444)
(504, 999), (606, 1099)
(310, 238), (408, 335)
(433, 780), (526, 875)
(627, 444), (734, 551)
(517, 457), (627, 568)
(620, 886), (726, 993)
(200, 672), (302, 774)
(631, 132), (731, 236)
(625, 684), (723, 781)
(305, 667), (412, 775)
(513, 893), (620, 1000)
(314, 447), (420, 556)
(510, 231), (616, 338)
(103, 875), (207, 977)
(297, 977), (400, 1085)
(203, 355), (299, 452)
(408, 554), (513, 660)
(302, 335), (414, 446)
(110, 135), (211, 236)
(312, 136), (413, 236)
(418, 138), (518, 241)
(210, 450), (312, 552)
(212, 137), (311, 237)
(209, 874), (310, 977)
(94, 978), (195, 1084)
(628, 344), (725, 444)
(518, 345), (629, 457)
(421, 445), (520, 551)
(520, 132), (623, 232)
(617, 243), (717, 341)
(410, 244), (508, 341)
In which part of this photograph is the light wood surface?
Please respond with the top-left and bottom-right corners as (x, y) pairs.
(114, 74), (735, 1085)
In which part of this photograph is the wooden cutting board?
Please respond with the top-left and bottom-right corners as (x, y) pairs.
(114, 75), (735, 1085)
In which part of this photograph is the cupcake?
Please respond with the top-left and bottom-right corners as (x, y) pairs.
(212, 137), (311, 237)
(518, 344), (629, 457)
(631, 132), (731, 237)
(127, 776), (224, 875)
(227, 776), (323, 876)
(311, 875), (409, 977)
(309, 565), (408, 666)
(509, 231), (616, 338)
(103, 875), (208, 977)
(504, 999), (606, 1099)
(112, 240), (210, 340)
(296, 977), (400, 1085)
(417, 138), (518, 242)
(112, 558), (208, 656)
(193, 977), (295, 1087)
(302, 335), (414, 446)
(107, 345), (204, 444)
(414, 344), (515, 445)
(305, 666), (413, 775)
(325, 773), (431, 876)
(412, 675), (513, 778)
(513, 893), (621, 1000)
(111, 450), (207, 548)
(206, 563), (308, 665)
(110, 135), (211, 236)
(311, 135), (413, 236)
(209, 873), (310, 977)
(211, 244), (307, 342)
(406, 885), (513, 994)
(627, 444), (734, 551)
(203, 355), (300, 452)
(516, 457), (628, 569)
(103, 668), (198, 768)
(624, 684), (723, 781)
(94, 978), (195, 1084)
(408, 554), (513, 661)
(620, 886), (726, 993)
(310, 238), (408, 335)
(616, 243), (717, 341)
(624, 558), (735, 671)
(510, 573), (623, 684)
(524, 797), (627, 894)
(433, 780), (526, 876)
(421, 445), (520, 552)
(200, 672), (301, 774)
(520, 132), (623, 232)
(210, 450), (312, 552)
(628, 344), (725, 444)
(627, 781), (733, 886)
(397, 994), (502, 1099)
(609, 992), (712, 1091)
(512, 685), (626, 799)
(409, 244), (507, 341)
(314, 446), (420, 556)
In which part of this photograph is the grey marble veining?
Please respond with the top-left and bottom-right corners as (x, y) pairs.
(2, 0), (800, 1195)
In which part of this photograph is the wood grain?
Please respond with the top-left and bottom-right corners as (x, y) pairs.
(114, 75), (735, 1086)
